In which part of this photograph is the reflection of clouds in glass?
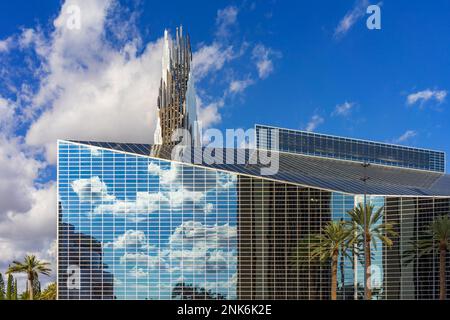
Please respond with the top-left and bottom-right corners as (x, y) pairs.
(163, 220), (237, 297)
(89, 147), (102, 157)
(94, 192), (166, 216)
(92, 187), (208, 218)
(71, 176), (113, 202)
(201, 272), (237, 297)
(169, 221), (237, 249)
(217, 172), (237, 189)
(148, 161), (219, 192)
(205, 203), (215, 214)
(129, 267), (148, 278)
(104, 230), (154, 250)
(148, 162), (179, 185)
(65, 144), (238, 299)
(120, 252), (165, 270)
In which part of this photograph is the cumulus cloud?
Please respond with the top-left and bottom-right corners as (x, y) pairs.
(334, 0), (369, 39)
(196, 96), (224, 128)
(0, 95), (53, 283)
(406, 89), (447, 107)
(0, 137), (44, 219)
(0, 0), (274, 283)
(252, 44), (281, 79)
(24, 0), (164, 164)
(0, 183), (56, 288)
(305, 114), (325, 132)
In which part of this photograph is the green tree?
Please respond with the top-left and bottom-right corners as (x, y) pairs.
(22, 277), (41, 300)
(404, 215), (450, 300)
(292, 221), (352, 300)
(0, 273), (5, 300)
(346, 203), (397, 300)
(13, 279), (18, 300)
(39, 282), (57, 300)
(6, 274), (13, 300)
(6, 255), (51, 300)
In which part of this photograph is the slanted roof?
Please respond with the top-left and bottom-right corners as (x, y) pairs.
(66, 141), (450, 197)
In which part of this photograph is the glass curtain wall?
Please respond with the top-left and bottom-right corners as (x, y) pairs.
(58, 141), (238, 300)
(58, 141), (450, 300)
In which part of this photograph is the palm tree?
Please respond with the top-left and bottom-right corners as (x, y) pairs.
(39, 283), (57, 300)
(293, 221), (352, 300)
(346, 203), (397, 300)
(404, 215), (450, 300)
(6, 255), (51, 300)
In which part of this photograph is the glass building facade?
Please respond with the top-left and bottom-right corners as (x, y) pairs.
(58, 141), (450, 300)
(58, 141), (238, 300)
(256, 125), (446, 173)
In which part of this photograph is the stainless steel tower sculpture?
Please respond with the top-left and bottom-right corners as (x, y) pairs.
(154, 26), (200, 147)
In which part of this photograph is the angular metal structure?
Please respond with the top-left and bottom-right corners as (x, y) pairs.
(154, 26), (200, 147)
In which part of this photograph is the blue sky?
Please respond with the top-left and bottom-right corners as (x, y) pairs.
(0, 0), (449, 290)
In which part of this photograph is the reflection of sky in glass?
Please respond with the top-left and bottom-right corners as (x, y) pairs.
(59, 142), (238, 300)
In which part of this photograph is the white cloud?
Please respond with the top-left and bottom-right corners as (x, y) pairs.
(305, 114), (325, 132)
(0, 37), (13, 53)
(0, 93), (54, 283)
(333, 101), (355, 116)
(393, 130), (417, 144)
(0, 97), (17, 137)
(252, 44), (280, 79)
(407, 89), (447, 106)
(0, 137), (44, 217)
(216, 6), (239, 39)
(193, 43), (234, 81)
(24, 0), (164, 164)
(0, 183), (56, 287)
(0, 0), (272, 282)
(334, 0), (369, 39)
(196, 96), (224, 129)
(229, 78), (254, 94)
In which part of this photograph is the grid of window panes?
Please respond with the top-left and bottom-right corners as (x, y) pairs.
(256, 125), (445, 173)
(236, 176), (450, 300)
(58, 141), (450, 300)
(58, 141), (238, 300)
(384, 197), (450, 300)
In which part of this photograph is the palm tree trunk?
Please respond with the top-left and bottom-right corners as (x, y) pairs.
(331, 250), (338, 300)
(440, 245), (446, 300)
(28, 274), (34, 300)
(365, 234), (372, 300)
